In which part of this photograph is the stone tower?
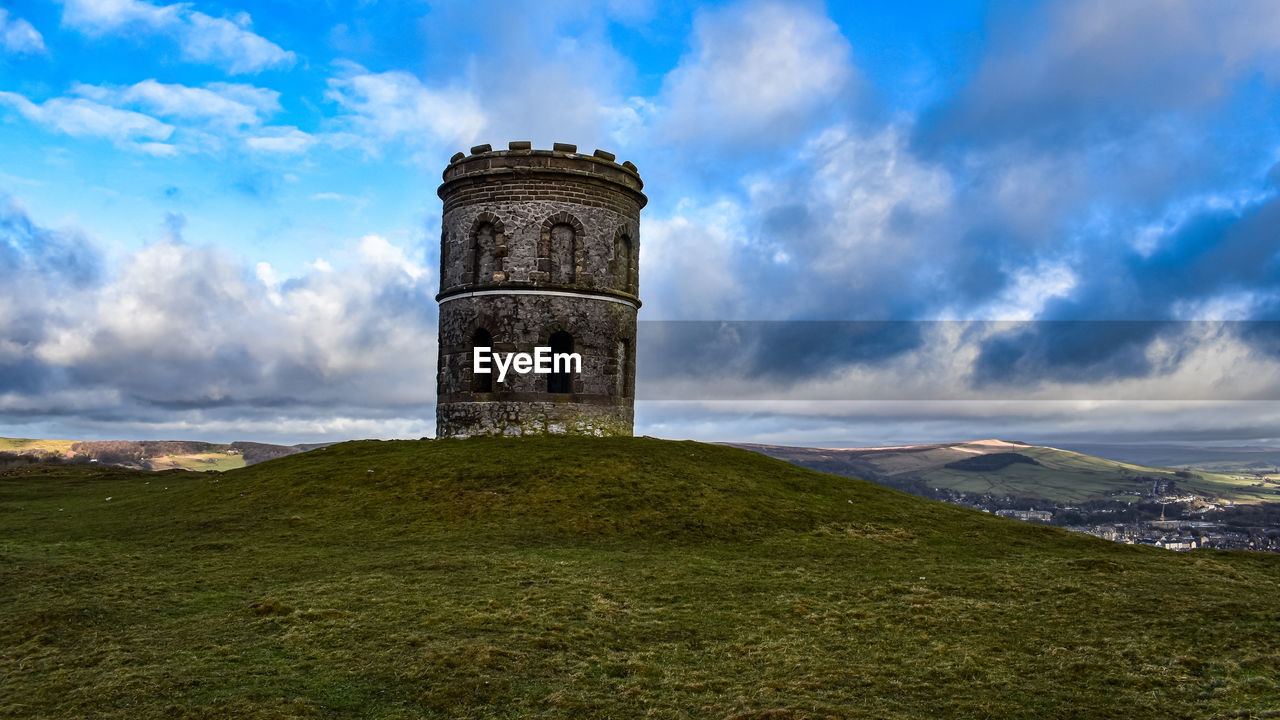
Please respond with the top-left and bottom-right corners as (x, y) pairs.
(435, 142), (644, 438)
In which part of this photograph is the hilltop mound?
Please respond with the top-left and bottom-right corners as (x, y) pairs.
(210, 436), (1002, 542)
(3, 437), (1279, 718)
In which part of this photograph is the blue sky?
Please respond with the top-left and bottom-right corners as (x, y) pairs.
(2, 0), (1280, 445)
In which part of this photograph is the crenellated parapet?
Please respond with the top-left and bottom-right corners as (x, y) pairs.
(441, 141), (644, 196)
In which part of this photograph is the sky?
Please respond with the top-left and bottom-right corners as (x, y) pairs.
(1, 0), (1280, 446)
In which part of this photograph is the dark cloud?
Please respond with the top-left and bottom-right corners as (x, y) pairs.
(1, 195), (103, 401)
(1, 194), (101, 287)
(634, 400), (1280, 446)
(637, 321), (925, 392)
(971, 321), (1181, 388)
(970, 192), (1280, 385)
(920, 0), (1280, 149)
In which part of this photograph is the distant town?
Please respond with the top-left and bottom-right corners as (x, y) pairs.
(930, 480), (1280, 553)
(730, 441), (1280, 554)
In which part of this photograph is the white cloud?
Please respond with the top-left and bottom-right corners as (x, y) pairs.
(968, 263), (1079, 321)
(324, 3), (644, 159)
(798, 126), (951, 259)
(60, 0), (178, 32)
(739, 124), (953, 314)
(24, 234), (438, 411)
(60, 0), (294, 73)
(0, 9), (46, 55)
(659, 0), (856, 146)
(641, 198), (752, 319)
(246, 126), (315, 154)
(72, 80), (280, 128)
(0, 91), (174, 152)
(180, 11), (294, 74)
(358, 234), (426, 280)
(5, 81), (316, 157)
(325, 62), (485, 153)
(136, 141), (179, 157)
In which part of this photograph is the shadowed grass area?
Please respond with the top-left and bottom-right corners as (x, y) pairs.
(2, 436), (1279, 718)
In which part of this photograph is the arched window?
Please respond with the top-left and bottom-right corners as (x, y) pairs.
(471, 328), (493, 393)
(471, 222), (496, 284)
(550, 223), (577, 284)
(538, 213), (584, 285)
(548, 331), (574, 394)
(614, 233), (631, 291)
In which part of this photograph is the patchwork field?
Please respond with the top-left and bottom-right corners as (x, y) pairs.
(2, 437), (1279, 718)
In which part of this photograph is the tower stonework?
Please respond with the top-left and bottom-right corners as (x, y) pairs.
(435, 142), (644, 438)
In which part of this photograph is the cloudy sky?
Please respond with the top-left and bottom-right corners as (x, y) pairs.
(2, 0), (1280, 446)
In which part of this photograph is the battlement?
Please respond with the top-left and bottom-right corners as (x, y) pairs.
(440, 142), (644, 201)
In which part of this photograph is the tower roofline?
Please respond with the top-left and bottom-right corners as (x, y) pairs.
(439, 142), (646, 207)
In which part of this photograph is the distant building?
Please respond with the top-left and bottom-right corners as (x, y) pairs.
(996, 508), (1054, 523)
(1156, 537), (1199, 551)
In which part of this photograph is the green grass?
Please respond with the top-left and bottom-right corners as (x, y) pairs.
(2, 437), (1279, 718)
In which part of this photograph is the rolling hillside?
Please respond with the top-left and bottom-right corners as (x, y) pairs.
(2, 437), (1279, 718)
(0, 437), (314, 471)
(731, 439), (1280, 504)
(1060, 442), (1280, 475)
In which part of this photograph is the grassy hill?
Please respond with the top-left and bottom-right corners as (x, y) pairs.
(1060, 443), (1280, 475)
(2, 437), (1279, 718)
(732, 439), (1280, 504)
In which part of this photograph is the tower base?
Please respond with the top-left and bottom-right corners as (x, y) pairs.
(436, 401), (633, 438)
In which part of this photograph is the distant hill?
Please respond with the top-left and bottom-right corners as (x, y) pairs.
(1058, 442), (1280, 474)
(0, 436), (315, 471)
(2, 437), (1278, 717)
(726, 439), (1280, 504)
(229, 441), (303, 466)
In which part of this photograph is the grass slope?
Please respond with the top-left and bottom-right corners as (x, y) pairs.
(2, 437), (1279, 719)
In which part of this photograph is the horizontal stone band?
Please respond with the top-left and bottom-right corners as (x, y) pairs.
(438, 288), (640, 309)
